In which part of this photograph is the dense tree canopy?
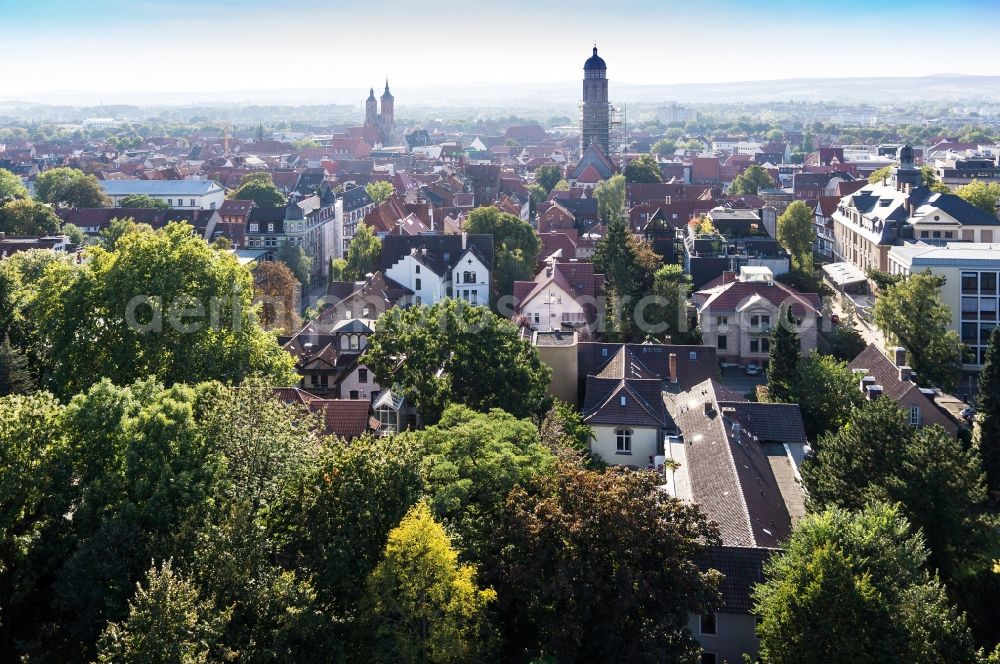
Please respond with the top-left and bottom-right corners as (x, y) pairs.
(227, 172), (286, 207)
(754, 504), (979, 664)
(498, 463), (721, 663)
(729, 164), (775, 196)
(344, 222), (381, 281)
(767, 306), (800, 403)
(650, 138), (677, 156)
(365, 180), (395, 204)
(802, 397), (994, 582)
(533, 164), (562, 193)
(975, 326), (1000, 502)
(785, 353), (863, 440)
(361, 502), (497, 663)
(623, 154), (662, 183)
(465, 206), (540, 300)
(118, 194), (170, 209)
(3, 222), (295, 396)
(34, 167), (111, 207)
(365, 299), (551, 424)
(873, 270), (962, 390)
(252, 260), (300, 332)
(0, 167), (29, 199)
(594, 173), (626, 224)
(0, 198), (61, 236)
(956, 180), (1000, 216)
(776, 200), (816, 271)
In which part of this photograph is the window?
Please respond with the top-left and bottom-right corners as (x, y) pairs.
(471, 290), (478, 305)
(717, 335), (728, 350)
(377, 406), (398, 433)
(700, 654), (717, 664)
(415, 278), (422, 290)
(415, 265), (420, 274)
(699, 613), (717, 635)
(358, 368), (368, 383)
(362, 306), (370, 318)
(167, 199), (173, 207)
(268, 223), (274, 232)
(533, 312), (540, 324)
(750, 315), (759, 326)
(761, 338), (770, 352)
(962, 297), (979, 319)
(615, 428), (632, 454)
(962, 272), (978, 294)
(945, 231), (954, 239)
(909, 406), (921, 426)
(982, 298), (997, 321)
(761, 315), (771, 326)
(190, 198), (196, 207)
(983, 273), (997, 295)
(932, 231), (941, 239)
(920, 230), (929, 239)
(349, 334), (360, 350)
(249, 223), (258, 232)
(349, 390), (359, 399)
(716, 316), (728, 327)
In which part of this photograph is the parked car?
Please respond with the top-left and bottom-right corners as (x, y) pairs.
(745, 363), (760, 376)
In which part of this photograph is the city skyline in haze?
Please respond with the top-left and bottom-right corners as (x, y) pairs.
(4, 0), (1000, 102)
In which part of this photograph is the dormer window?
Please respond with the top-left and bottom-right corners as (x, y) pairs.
(620, 395), (627, 406)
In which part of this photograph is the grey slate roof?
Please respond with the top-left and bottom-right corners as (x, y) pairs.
(99, 180), (223, 196)
(699, 546), (773, 615)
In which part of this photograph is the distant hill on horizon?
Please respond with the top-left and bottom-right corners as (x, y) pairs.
(2, 74), (999, 115)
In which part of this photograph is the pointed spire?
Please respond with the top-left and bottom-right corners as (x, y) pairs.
(385, 77), (389, 92)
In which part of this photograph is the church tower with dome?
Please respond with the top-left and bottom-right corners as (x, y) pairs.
(581, 46), (610, 157)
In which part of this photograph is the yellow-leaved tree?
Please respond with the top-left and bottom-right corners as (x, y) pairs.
(361, 501), (497, 663)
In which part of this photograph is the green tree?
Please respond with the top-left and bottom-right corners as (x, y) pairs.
(753, 504), (979, 664)
(526, 183), (547, 207)
(98, 217), (153, 251)
(345, 222), (382, 281)
(650, 138), (677, 156)
(729, 164), (775, 195)
(920, 165), (951, 193)
(34, 167), (110, 207)
(119, 194), (170, 209)
(956, 180), (1000, 216)
(533, 164), (562, 193)
(0, 337), (34, 395)
(95, 560), (230, 664)
(227, 172), (286, 207)
(594, 173), (626, 224)
(868, 165), (893, 184)
(415, 405), (556, 563)
(0, 167), (28, 199)
(802, 397), (993, 582)
(361, 502), (497, 664)
(974, 325), (1000, 502)
(275, 239), (313, 286)
(539, 399), (594, 459)
(465, 206), (540, 300)
(552, 179), (570, 191)
(641, 263), (691, 337)
(623, 153), (661, 183)
(788, 353), (863, 440)
(61, 222), (87, 246)
(365, 180), (395, 204)
(593, 214), (637, 296)
(498, 463), (720, 663)
(767, 306), (801, 402)
(365, 299), (551, 424)
(823, 320), (867, 361)
(873, 270), (961, 390)
(0, 198), (61, 236)
(0, 391), (69, 654)
(31, 222), (296, 396)
(776, 200), (816, 271)
(328, 257), (348, 281)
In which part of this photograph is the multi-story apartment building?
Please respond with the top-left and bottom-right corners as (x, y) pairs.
(888, 242), (1000, 368)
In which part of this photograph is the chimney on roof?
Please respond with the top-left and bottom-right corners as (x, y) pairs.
(704, 400), (713, 416)
(860, 375), (876, 393)
(866, 384), (884, 400)
(669, 353), (678, 383)
(893, 347), (907, 367)
(462, 231), (467, 251)
(898, 365), (912, 382)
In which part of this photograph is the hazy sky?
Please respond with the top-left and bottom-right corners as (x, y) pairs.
(4, 0), (1000, 100)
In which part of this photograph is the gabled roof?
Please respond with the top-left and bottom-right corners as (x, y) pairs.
(379, 234), (494, 273)
(668, 379), (798, 548)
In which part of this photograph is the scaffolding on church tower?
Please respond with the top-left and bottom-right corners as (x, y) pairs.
(609, 103), (626, 156)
